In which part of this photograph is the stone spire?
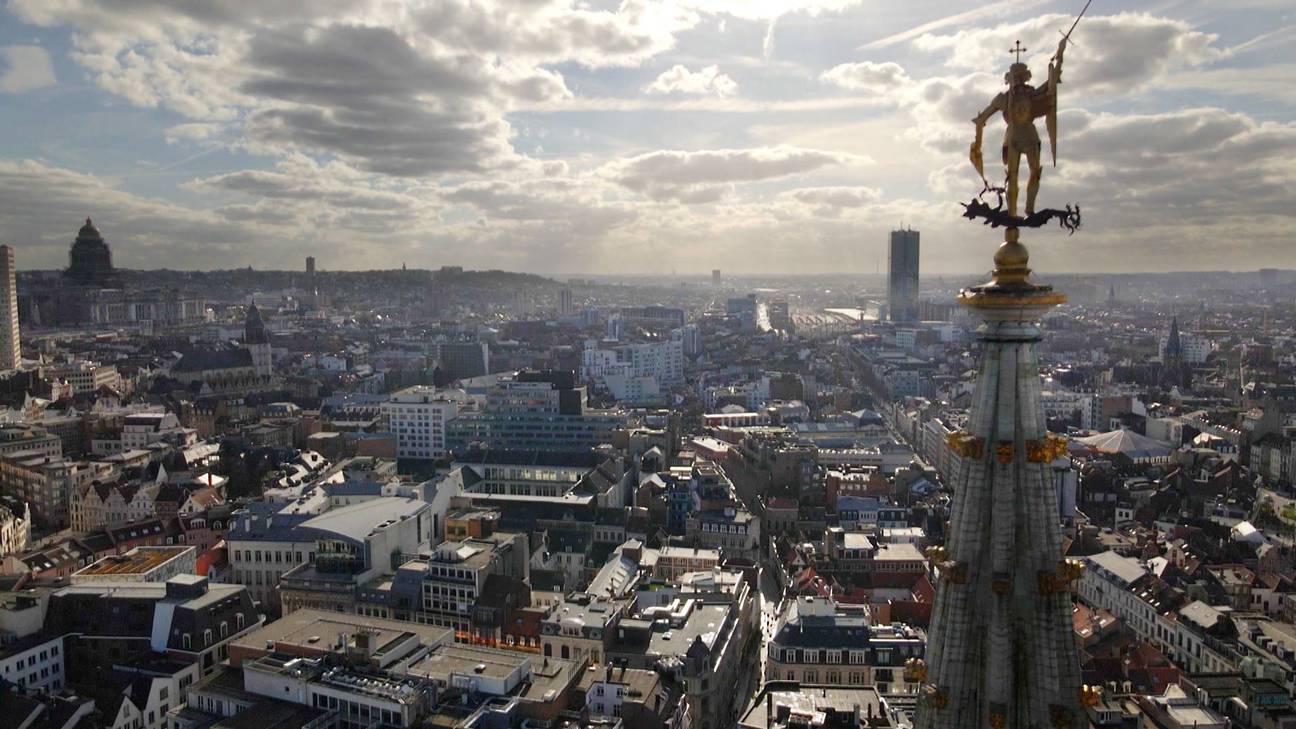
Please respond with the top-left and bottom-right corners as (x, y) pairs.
(244, 303), (270, 345)
(243, 303), (273, 379)
(914, 230), (1087, 729)
(1165, 314), (1182, 361)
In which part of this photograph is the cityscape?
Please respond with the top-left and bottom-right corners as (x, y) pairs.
(0, 2), (1294, 729)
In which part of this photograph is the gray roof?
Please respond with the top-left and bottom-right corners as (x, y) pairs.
(1086, 550), (1149, 586)
(174, 347), (253, 373)
(299, 497), (427, 544)
(1178, 601), (1224, 631)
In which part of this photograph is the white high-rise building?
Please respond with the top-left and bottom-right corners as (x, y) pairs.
(383, 386), (461, 460)
(581, 339), (683, 403)
(0, 245), (19, 370)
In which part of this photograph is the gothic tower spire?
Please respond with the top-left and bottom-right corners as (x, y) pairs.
(916, 231), (1085, 729)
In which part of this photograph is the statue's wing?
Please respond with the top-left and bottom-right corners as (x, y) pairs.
(1046, 62), (1061, 166)
(1046, 87), (1058, 166)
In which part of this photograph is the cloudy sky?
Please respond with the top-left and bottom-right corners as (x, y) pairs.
(0, 0), (1292, 275)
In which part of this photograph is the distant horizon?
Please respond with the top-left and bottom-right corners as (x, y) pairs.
(14, 264), (1292, 279)
(1, 1), (1292, 272)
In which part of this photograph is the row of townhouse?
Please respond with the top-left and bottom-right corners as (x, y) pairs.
(1079, 550), (1240, 675)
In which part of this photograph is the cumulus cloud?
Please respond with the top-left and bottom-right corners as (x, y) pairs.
(913, 13), (1227, 96)
(645, 65), (738, 97)
(783, 186), (881, 217)
(6, 0), (642, 177)
(820, 61), (909, 93)
(0, 45), (56, 93)
(4, 2), (1293, 274)
(408, 1), (695, 67)
(605, 146), (862, 203)
(0, 159), (260, 268)
(164, 123), (223, 144)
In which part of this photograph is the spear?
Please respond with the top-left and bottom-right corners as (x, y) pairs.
(1046, 0), (1092, 166)
(1054, 0), (1092, 60)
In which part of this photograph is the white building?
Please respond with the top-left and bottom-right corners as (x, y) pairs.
(1161, 332), (1214, 364)
(0, 632), (65, 693)
(582, 339), (683, 403)
(0, 498), (30, 557)
(122, 412), (187, 450)
(382, 387), (462, 460)
(44, 361), (121, 394)
(1078, 551), (1236, 674)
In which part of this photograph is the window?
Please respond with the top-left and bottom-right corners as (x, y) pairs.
(182, 634), (191, 649)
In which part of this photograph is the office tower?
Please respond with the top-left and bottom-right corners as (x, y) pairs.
(726, 295), (758, 330)
(305, 256), (315, 276)
(0, 246), (19, 370)
(383, 386), (460, 460)
(917, 243), (1083, 729)
(446, 369), (627, 453)
(888, 229), (920, 323)
(617, 305), (685, 330)
(432, 340), (489, 380)
(712, 269), (721, 285)
(559, 287), (574, 316)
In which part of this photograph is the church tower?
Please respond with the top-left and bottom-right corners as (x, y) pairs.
(915, 231), (1087, 729)
(1165, 314), (1182, 361)
(1161, 314), (1190, 390)
(243, 303), (273, 378)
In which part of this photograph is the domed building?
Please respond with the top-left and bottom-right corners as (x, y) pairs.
(64, 218), (119, 287)
(20, 217), (205, 327)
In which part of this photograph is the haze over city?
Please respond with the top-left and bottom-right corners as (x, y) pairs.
(1, 0), (1292, 274)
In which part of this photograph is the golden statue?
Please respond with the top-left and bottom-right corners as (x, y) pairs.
(971, 37), (1066, 218)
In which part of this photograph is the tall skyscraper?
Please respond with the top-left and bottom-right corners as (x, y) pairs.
(888, 229), (920, 322)
(916, 236), (1084, 728)
(559, 286), (574, 316)
(305, 256), (316, 276)
(711, 269), (721, 286)
(0, 245), (20, 370)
